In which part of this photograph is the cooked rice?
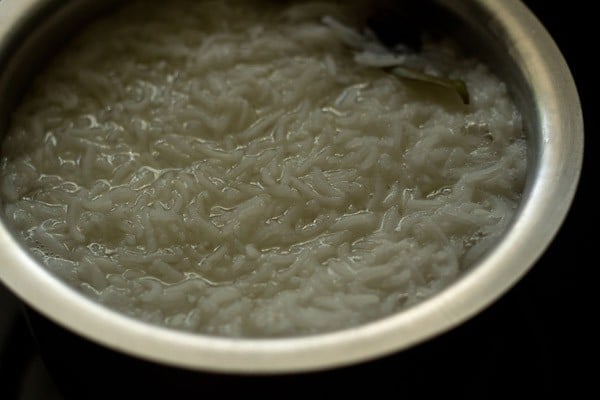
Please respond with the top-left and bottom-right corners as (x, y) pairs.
(0, 0), (526, 337)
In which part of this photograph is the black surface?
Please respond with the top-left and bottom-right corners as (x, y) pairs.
(0, 2), (594, 399)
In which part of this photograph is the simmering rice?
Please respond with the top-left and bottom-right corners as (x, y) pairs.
(0, 0), (526, 337)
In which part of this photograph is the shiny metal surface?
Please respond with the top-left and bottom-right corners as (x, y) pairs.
(0, 0), (583, 373)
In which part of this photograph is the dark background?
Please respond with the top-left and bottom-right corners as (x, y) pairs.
(518, 0), (593, 393)
(0, 1), (594, 398)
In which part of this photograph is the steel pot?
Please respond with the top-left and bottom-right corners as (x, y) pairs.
(0, 0), (583, 395)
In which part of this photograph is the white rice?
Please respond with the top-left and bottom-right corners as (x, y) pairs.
(0, 0), (527, 337)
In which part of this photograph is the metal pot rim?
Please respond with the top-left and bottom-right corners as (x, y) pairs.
(0, 0), (583, 374)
